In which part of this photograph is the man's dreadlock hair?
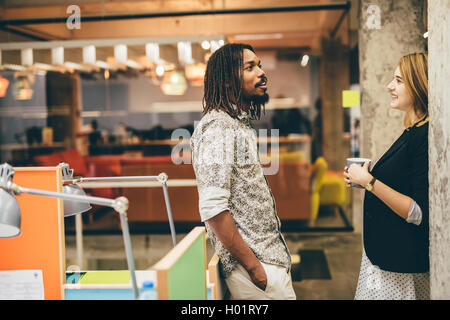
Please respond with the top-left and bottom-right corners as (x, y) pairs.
(202, 43), (265, 120)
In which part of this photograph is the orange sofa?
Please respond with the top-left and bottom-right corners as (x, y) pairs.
(34, 149), (311, 223)
(121, 158), (311, 223)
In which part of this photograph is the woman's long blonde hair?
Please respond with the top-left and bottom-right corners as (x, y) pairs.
(398, 52), (428, 127)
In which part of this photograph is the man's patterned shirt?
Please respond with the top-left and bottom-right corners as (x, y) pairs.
(190, 109), (291, 278)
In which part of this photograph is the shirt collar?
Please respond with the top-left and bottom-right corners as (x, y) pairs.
(406, 115), (429, 131)
(231, 104), (250, 122)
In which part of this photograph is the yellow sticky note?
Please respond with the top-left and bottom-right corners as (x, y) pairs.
(79, 270), (130, 284)
(342, 90), (360, 108)
(291, 254), (301, 264)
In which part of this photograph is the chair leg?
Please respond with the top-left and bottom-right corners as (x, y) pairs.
(309, 194), (319, 227)
(337, 206), (352, 229)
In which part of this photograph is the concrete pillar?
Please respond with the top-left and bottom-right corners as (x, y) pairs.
(428, 0), (450, 300)
(359, 0), (426, 162)
(320, 37), (350, 171)
(356, 0), (426, 233)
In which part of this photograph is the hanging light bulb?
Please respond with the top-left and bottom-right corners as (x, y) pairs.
(161, 70), (187, 96)
(300, 55), (310, 67)
(210, 41), (220, 52)
(170, 72), (180, 83)
(156, 65), (165, 77)
(201, 40), (211, 50)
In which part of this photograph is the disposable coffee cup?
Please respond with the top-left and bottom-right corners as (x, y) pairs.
(346, 157), (372, 188)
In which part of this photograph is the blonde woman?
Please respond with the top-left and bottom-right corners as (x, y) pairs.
(344, 53), (429, 300)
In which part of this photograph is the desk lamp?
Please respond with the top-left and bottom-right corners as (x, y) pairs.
(0, 163), (140, 299)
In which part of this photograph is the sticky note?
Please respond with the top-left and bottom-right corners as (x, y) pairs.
(342, 90), (360, 107)
(79, 271), (130, 284)
(291, 254), (301, 264)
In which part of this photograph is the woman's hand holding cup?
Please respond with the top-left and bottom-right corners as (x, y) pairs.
(344, 158), (373, 188)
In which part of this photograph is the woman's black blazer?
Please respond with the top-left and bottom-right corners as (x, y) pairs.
(363, 121), (429, 273)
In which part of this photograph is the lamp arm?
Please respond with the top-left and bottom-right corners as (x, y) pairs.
(117, 210), (139, 299)
(14, 184), (117, 208)
(65, 173), (168, 185)
(73, 175), (160, 183)
(161, 182), (176, 247)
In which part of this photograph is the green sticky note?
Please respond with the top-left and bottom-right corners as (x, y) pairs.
(79, 270), (130, 284)
(342, 90), (360, 107)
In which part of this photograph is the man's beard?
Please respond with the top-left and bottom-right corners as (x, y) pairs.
(243, 92), (270, 106)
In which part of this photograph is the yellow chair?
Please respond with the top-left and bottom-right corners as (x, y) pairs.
(309, 157), (328, 226)
(318, 171), (352, 228)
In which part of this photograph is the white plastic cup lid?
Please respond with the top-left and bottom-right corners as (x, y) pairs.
(347, 157), (371, 163)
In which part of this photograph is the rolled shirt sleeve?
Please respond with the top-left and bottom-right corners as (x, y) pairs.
(406, 199), (423, 226)
(198, 186), (230, 222)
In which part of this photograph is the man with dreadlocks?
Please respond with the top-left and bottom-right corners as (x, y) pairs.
(190, 43), (296, 300)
